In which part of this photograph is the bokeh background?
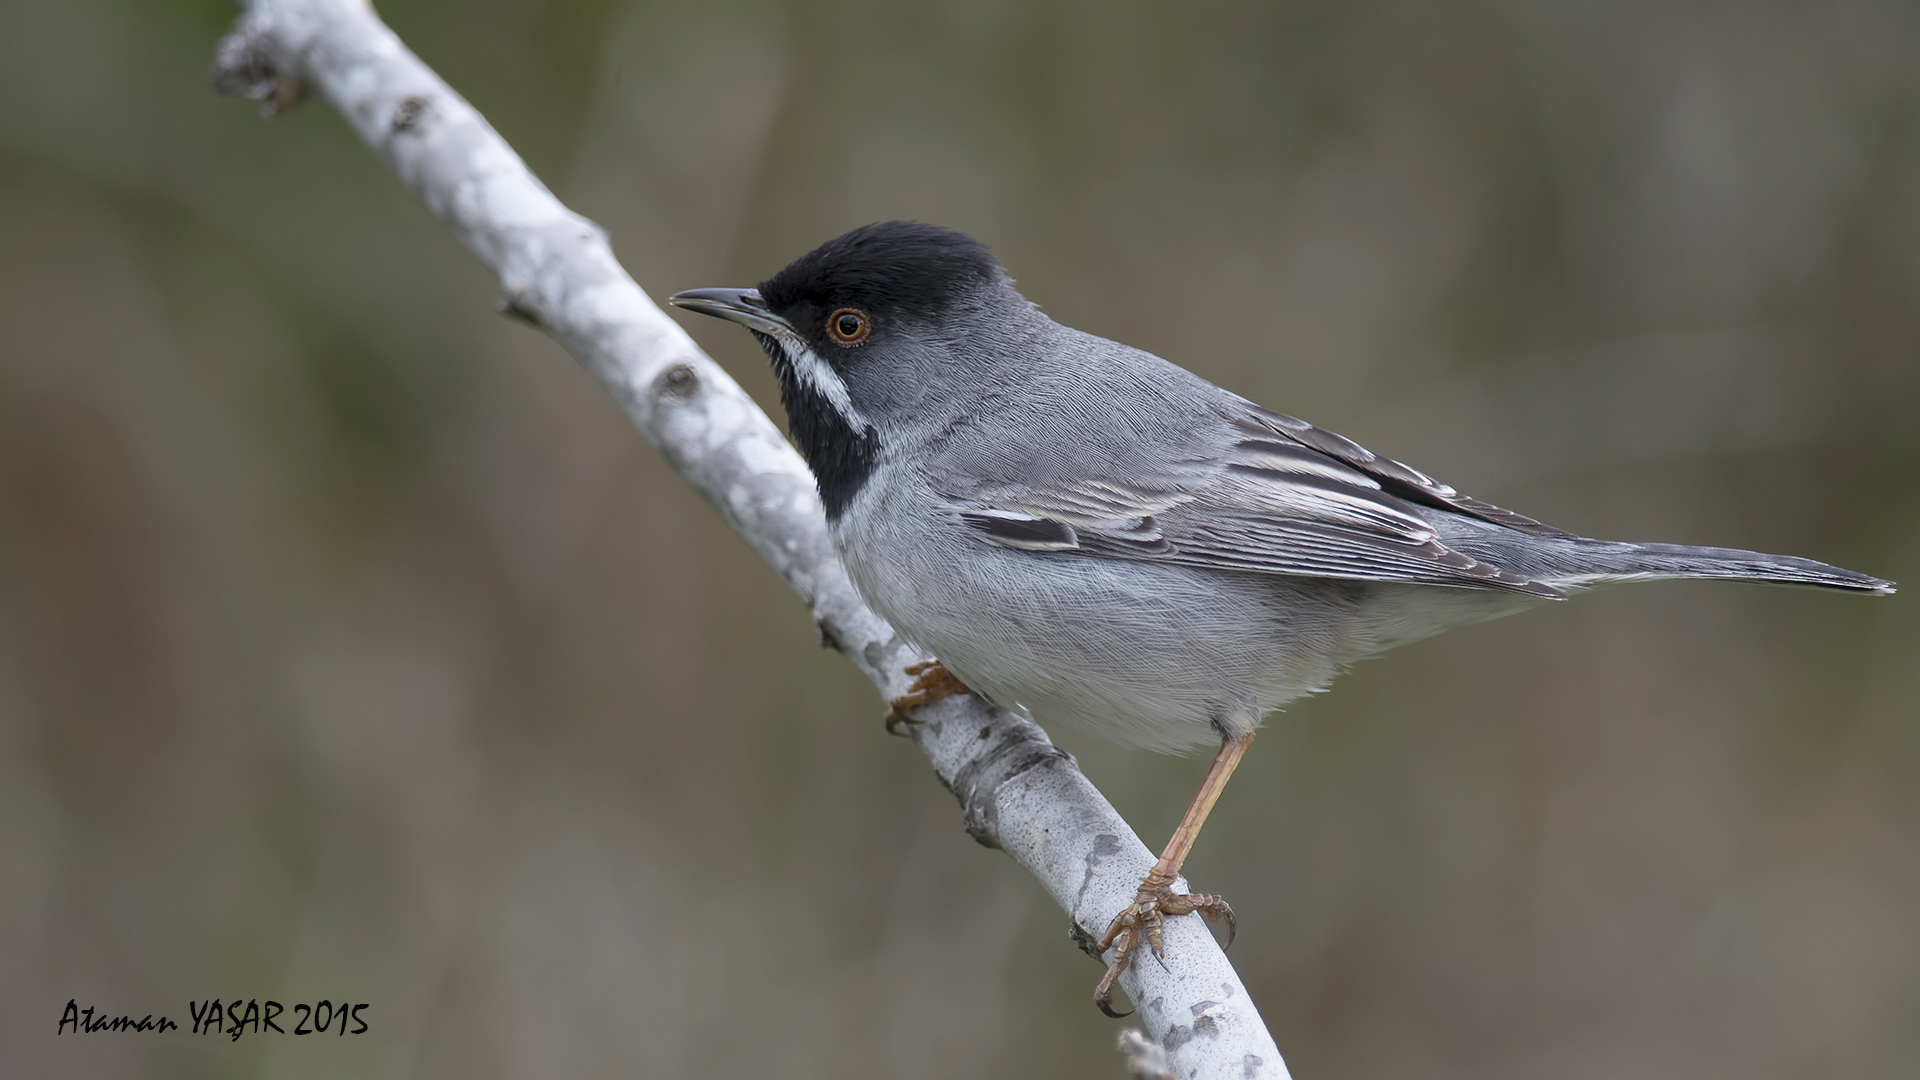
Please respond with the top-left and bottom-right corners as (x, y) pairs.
(3, 0), (1917, 1076)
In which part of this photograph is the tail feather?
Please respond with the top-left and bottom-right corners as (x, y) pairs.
(1541, 540), (1895, 594)
(1432, 515), (1895, 596)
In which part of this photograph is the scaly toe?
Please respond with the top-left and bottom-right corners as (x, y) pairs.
(1157, 891), (1236, 948)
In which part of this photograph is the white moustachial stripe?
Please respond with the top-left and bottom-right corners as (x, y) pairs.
(785, 340), (868, 429)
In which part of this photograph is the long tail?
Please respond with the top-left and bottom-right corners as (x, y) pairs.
(1433, 515), (1896, 596)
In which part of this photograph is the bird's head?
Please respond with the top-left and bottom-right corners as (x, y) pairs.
(671, 221), (1032, 518)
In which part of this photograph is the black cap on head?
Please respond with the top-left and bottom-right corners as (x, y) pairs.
(758, 221), (1000, 323)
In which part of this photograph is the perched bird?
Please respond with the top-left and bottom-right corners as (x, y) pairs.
(670, 221), (1894, 1015)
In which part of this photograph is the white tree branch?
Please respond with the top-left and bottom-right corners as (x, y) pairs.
(213, 3), (1288, 1075)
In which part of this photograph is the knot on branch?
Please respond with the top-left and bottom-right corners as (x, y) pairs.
(390, 95), (428, 131)
(212, 18), (307, 117)
(652, 363), (701, 402)
(1069, 919), (1107, 961)
(943, 710), (1074, 849)
(496, 289), (542, 328)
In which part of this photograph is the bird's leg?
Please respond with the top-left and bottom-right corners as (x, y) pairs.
(884, 659), (973, 735)
(1092, 731), (1253, 1018)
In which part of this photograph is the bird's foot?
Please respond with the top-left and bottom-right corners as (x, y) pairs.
(1091, 865), (1236, 1018)
(883, 660), (973, 735)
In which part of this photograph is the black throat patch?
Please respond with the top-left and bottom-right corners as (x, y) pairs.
(754, 332), (879, 522)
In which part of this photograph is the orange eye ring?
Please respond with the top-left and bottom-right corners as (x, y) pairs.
(827, 308), (871, 345)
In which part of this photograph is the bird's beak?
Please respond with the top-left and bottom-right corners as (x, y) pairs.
(667, 287), (792, 336)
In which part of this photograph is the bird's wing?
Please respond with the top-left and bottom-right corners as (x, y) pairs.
(934, 398), (1571, 599)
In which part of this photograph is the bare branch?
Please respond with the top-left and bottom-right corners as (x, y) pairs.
(213, 2), (1288, 1075)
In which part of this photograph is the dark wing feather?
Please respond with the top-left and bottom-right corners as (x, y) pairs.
(1237, 405), (1576, 539)
(937, 397), (1566, 598)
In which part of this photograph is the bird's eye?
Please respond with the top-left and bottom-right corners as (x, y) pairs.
(827, 308), (870, 345)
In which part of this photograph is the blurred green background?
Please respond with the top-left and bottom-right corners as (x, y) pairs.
(3, 0), (1917, 1076)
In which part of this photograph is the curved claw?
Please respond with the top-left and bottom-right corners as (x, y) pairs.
(1093, 945), (1135, 1018)
(1194, 893), (1236, 950)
